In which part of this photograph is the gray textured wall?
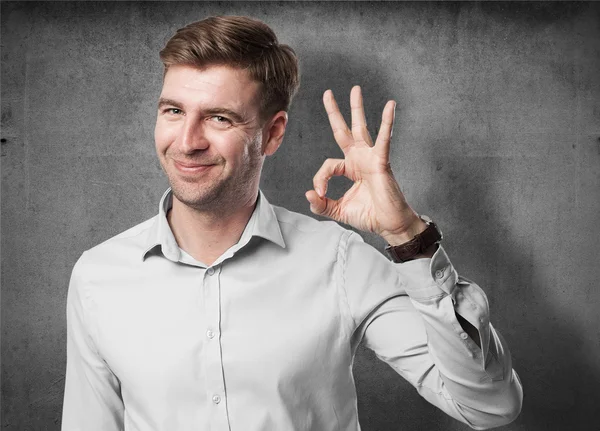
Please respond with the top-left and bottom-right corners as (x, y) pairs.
(2, 1), (599, 430)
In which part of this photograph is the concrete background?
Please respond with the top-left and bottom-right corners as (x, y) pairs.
(2, 1), (599, 430)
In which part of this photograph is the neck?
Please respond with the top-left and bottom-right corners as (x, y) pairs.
(167, 192), (258, 266)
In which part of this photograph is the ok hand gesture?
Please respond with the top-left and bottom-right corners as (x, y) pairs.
(305, 86), (426, 246)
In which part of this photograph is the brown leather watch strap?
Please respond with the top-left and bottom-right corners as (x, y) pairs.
(385, 219), (442, 263)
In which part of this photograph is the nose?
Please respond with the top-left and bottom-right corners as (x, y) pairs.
(179, 117), (209, 154)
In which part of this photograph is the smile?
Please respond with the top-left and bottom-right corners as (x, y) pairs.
(173, 160), (216, 174)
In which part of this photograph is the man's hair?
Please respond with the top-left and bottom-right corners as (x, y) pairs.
(160, 16), (300, 120)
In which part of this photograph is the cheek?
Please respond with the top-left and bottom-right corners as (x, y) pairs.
(214, 130), (256, 162)
(154, 120), (176, 153)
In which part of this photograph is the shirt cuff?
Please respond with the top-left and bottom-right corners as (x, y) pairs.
(397, 246), (459, 301)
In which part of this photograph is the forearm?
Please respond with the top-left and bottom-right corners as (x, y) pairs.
(343, 233), (522, 429)
(399, 247), (523, 428)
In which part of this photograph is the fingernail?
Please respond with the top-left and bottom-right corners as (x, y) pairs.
(315, 187), (322, 197)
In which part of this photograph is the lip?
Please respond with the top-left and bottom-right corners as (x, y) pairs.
(173, 160), (215, 174)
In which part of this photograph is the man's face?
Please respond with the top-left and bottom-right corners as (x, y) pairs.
(155, 64), (269, 211)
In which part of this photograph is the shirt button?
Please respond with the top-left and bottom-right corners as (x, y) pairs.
(435, 269), (444, 279)
(206, 267), (215, 276)
(212, 395), (221, 404)
(460, 332), (469, 340)
(206, 330), (215, 339)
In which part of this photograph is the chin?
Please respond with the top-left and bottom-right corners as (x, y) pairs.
(166, 166), (260, 212)
(170, 183), (226, 210)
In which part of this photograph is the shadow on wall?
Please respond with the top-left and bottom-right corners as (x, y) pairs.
(264, 49), (479, 430)
(421, 2), (600, 430)
(261, 48), (404, 250)
(264, 30), (600, 431)
(423, 134), (600, 429)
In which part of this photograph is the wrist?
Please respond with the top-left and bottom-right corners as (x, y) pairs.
(384, 215), (443, 263)
(382, 217), (428, 246)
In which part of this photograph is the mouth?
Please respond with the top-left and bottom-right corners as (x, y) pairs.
(173, 160), (216, 175)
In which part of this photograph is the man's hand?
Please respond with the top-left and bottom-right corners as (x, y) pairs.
(305, 86), (427, 246)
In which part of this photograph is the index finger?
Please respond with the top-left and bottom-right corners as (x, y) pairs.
(323, 90), (354, 153)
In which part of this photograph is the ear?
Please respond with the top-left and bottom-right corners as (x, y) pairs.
(262, 111), (288, 156)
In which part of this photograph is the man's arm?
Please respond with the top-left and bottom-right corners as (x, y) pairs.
(343, 234), (522, 429)
(62, 254), (124, 430)
(306, 86), (522, 428)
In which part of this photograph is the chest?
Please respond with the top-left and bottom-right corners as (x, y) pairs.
(89, 253), (346, 391)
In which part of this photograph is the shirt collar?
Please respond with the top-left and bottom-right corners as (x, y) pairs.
(142, 188), (285, 262)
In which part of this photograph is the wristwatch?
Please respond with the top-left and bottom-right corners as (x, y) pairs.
(385, 215), (443, 263)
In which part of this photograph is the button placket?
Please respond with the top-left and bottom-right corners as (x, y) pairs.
(201, 265), (229, 427)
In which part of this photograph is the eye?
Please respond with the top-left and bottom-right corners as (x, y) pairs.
(166, 108), (183, 115)
(208, 115), (233, 127)
(210, 115), (230, 124)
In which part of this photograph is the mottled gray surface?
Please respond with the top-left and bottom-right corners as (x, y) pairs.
(2, 1), (599, 430)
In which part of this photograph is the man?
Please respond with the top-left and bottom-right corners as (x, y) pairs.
(62, 15), (522, 431)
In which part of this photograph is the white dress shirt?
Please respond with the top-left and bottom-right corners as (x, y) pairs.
(62, 189), (522, 431)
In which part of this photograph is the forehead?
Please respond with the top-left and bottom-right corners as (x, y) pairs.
(160, 65), (261, 112)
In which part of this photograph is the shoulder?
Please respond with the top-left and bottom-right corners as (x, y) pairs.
(73, 216), (157, 275)
(270, 204), (364, 254)
(272, 204), (348, 236)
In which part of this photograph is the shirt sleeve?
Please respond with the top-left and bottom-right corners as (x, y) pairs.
(340, 231), (523, 430)
(62, 253), (125, 431)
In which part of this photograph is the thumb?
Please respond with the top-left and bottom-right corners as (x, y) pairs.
(305, 190), (336, 218)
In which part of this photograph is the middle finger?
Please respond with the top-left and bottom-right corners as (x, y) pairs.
(350, 86), (372, 146)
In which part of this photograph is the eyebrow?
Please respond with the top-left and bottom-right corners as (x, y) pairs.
(157, 98), (183, 109)
(157, 98), (246, 123)
(203, 108), (246, 124)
